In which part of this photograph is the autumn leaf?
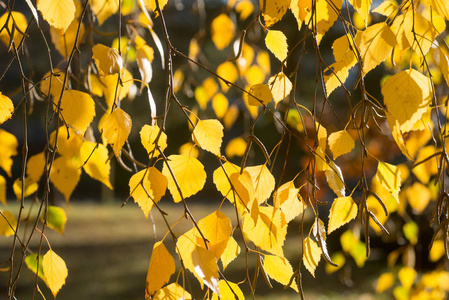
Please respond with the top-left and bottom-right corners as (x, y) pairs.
(152, 283), (192, 300)
(37, 0), (75, 33)
(0, 210), (17, 236)
(50, 156), (81, 202)
(216, 62), (238, 93)
(212, 280), (244, 300)
(162, 154), (206, 203)
(212, 93), (229, 119)
(100, 108), (132, 156)
(12, 177), (38, 199)
(50, 127), (83, 158)
(192, 119), (224, 156)
(42, 206), (67, 235)
(211, 14), (235, 50)
(197, 210), (232, 259)
(0, 129), (18, 177)
(263, 255), (299, 292)
(246, 164), (275, 204)
(328, 196), (358, 234)
(265, 30), (288, 62)
(328, 130), (355, 159)
(213, 161), (241, 203)
(140, 124), (167, 158)
(349, 0), (372, 27)
(432, 0), (449, 20)
(0, 11), (27, 46)
(92, 44), (123, 77)
(25, 254), (46, 283)
(129, 167), (167, 218)
(221, 236), (240, 270)
(80, 141), (112, 189)
(56, 90), (96, 134)
(145, 241), (175, 297)
(260, 0), (290, 27)
(0, 176), (6, 205)
(50, 20), (85, 58)
(403, 11), (436, 58)
(90, 69), (133, 109)
(375, 161), (401, 202)
(247, 84), (272, 106)
(143, 0), (168, 12)
(191, 245), (220, 295)
(325, 161), (345, 197)
(303, 237), (321, 277)
(376, 272), (395, 293)
(373, 0), (397, 17)
(268, 72), (292, 106)
(0, 92), (14, 125)
(42, 250), (68, 296)
(225, 137), (246, 158)
(406, 182), (431, 214)
(398, 266), (416, 289)
(88, 0), (119, 25)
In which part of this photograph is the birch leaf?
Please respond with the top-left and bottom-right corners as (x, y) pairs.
(42, 250), (68, 297)
(0, 176), (6, 205)
(42, 206), (67, 235)
(268, 72), (292, 106)
(348, 0), (372, 27)
(197, 210), (232, 259)
(191, 246), (220, 295)
(263, 255), (299, 292)
(0, 93), (14, 125)
(375, 162), (401, 202)
(145, 242), (175, 297)
(328, 196), (358, 234)
(37, 0), (75, 33)
(303, 237), (322, 277)
(100, 108), (132, 156)
(325, 161), (345, 197)
(57, 90), (96, 134)
(247, 84), (272, 106)
(328, 130), (355, 159)
(211, 14), (235, 50)
(0, 210), (17, 236)
(92, 44), (123, 77)
(260, 0), (290, 27)
(50, 156), (81, 202)
(192, 119), (224, 156)
(0, 11), (27, 46)
(25, 254), (46, 283)
(221, 236), (240, 270)
(265, 30), (288, 62)
(80, 141), (112, 189)
(246, 164), (275, 204)
(88, 0), (119, 25)
(153, 283), (192, 300)
(140, 124), (167, 158)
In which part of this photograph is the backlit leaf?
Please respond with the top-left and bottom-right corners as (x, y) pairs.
(355, 22), (396, 75)
(40, 69), (67, 99)
(50, 156), (81, 202)
(382, 69), (432, 133)
(0, 92), (14, 125)
(349, 0), (371, 27)
(88, 0), (119, 25)
(140, 124), (167, 158)
(373, 0), (397, 17)
(303, 237), (321, 277)
(145, 241), (175, 297)
(153, 283), (192, 300)
(221, 236), (240, 270)
(235, 0), (254, 21)
(398, 266), (416, 289)
(213, 280), (244, 300)
(432, 0), (449, 20)
(229, 171), (256, 211)
(43, 250), (68, 297)
(375, 161), (401, 202)
(246, 164), (275, 204)
(328, 196), (358, 234)
(325, 161), (345, 197)
(92, 44), (123, 77)
(213, 161), (241, 202)
(192, 119), (224, 156)
(50, 20), (85, 58)
(0, 129), (18, 177)
(13, 177), (38, 199)
(247, 83), (272, 106)
(129, 167), (167, 218)
(197, 210), (232, 259)
(80, 141), (112, 189)
(37, 0), (75, 33)
(376, 272), (395, 293)
(328, 130), (355, 159)
(412, 146), (438, 184)
(260, 0), (290, 27)
(50, 127), (83, 158)
(0, 210), (17, 236)
(43, 206), (67, 235)
(265, 30), (288, 62)
(225, 137), (246, 158)
(403, 11), (436, 58)
(386, 113), (413, 160)
(263, 255), (298, 292)
(57, 90), (95, 134)
(191, 246), (220, 295)
(268, 72), (292, 107)
(90, 69), (133, 109)
(216, 61), (238, 93)
(212, 93), (229, 119)
(0, 11), (27, 46)
(25, 254), (46, 283)
(100, 108), (132, 156)
(429, 240), (445, 262)
(211, 14), (235, 50)
(406, 182), (431, 214)
(162, 154), (206, 203)
(176, 227), (202, 279)
(0, 176), (6, 205)
(143, 0), (168, 12)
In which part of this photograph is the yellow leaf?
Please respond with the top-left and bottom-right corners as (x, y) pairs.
(140, 124), (167, 158)
(213, 161), (241, 202)
(136, 44), (154, 84)
(386, 113), (413, 160)
(0, 175), (6, 205)
(236, 0), (254, 21)
(340, 229), (358, 253)
(303, 237), (321, 277)
(278, 185), (305, 223)
(197, 210), (232, 259)
(0, 11), (27, 46)
(328, 196), (358, 234)
(325, 252), (345, 274)
(403, 11), (436, 58)
(372, 0), (398, 17)
(243, 206), (287, 257)
(179, 142), (199, 158)
(376, 272), (395, 293)
(220, 236), (240, 270)
(403, 221), (418, 245)
(145, 241), (175, 297)
(223, 104), (239, 129)
(143, 0), (168, 12)
(355, 22), (396, 75)
(162, 154), (206, 203)
(406, 182), (431, 214)
(88, 0), (119, 25)
(191, 246), (220, 295)
(429, 240), (445, 262)
(245, 65), (266, 87)
(349, 241), (367, 267)
(260, 0), (290, 27)
(0, 129), (18, 177)
(268, 72), (292, 107)
(439, 47), (449, 86)
(192, 119), (224, 156)
(216, 61), (238, 92)
(37, 0), (75, 33)
(432, 0), (449, 20)
(176, 227), (202, 277)
(263, 255), (298, 292)
(100, 108), (132, 156)
(25, 254), (46, 283)
(43, 250), (68, 296)
(129, 167), (167, 218)
(56, 90), (95, 134)
(13, 177), (38, 199)
(90, 69), (133, 109)
(50, 127), (83, 158)
(80, 141), (112, 189)
(398, 266), (416, 290)
(229, 171), (256, 211)
(265, 30), (288, 63)
(0, 92), (13, 125)
(246, 83), (272, 106)
(246, 164), (275, 204)
(412, 145), (438, 184)
(40, 69), (67, 99)
(366, 195), (388, 233)
(153, 283), (192, 300)
(328, 130), (355, 159)
(325, 161), (345, 197)
(43, 206), (67, 235)
(214, 280), (244, 300)
(225, 137), (246, 158)
(375, 162), (401, 202)
(383, 68), (433, 133)
(92, 44), (123, 77)
(50, 20), (85, 58)
(50, 156), (80, 201)
(348, 0), (372, 27)
(212, 93), (229, 119)
(211, 14), (235, 50)
(0, 210), (17, 236)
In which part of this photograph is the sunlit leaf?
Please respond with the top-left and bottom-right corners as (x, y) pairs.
(50, 156), (81, 202)
(348, 0), (371, 27)
(153, 283), (192, 300)
(100, 108), (132, 156)
(50, 127), (83, 158)
(88, 0), (119, 25)
(0, 92), (14, 125)
(264, 255), (298, 292)
(197, 210), (232, 259)
(0, 11), (27, 46)
(213, 161), (241, 202)
(50, 20), (85, 58)
(216, 61), (238, 93)
(145, 241), (175, 297)
(246, 164), (275, 204)
(373, 0), (397, 17)
(143, 0), (168, 12)
(412, 146), (438, 184)
(191, 246), (220, 295)
(56, 90), (95, 134)
(406, 182), (431, 214)
(265, 30), (288, 62)
(90, 69), (133, 109)
(43, 206), (67, 235)
(25, 152), (45, 186)
(268, 72), (292, 107)
(0, 210), (17, 236)
(403, 11), (436, 58)
(80, 141), (112, 189)
(37, 0), (75, 33)
(398, 266), (416, 290)
(429, 240), (445, 262)
(129, 167), (167, 218)
(211, 14), (235, 50)
(328, 130), (355, 159)
(325, 161), (345, 197)
(13, 177), (38, 200)
(192, 119), (224, 156)
(140, 124), (167, 158)
(0, 129), (18, 177)
(162, 154), (206, 203)
(92, 44), (123, 77)
(221, 236), (240, 270)
(260, 0), (290, 27)
(0, 176), (5, 205)
(247, 83), (272, 106)
(25, 254), (46, 283)
(376, 272), (395, 293)
(432, 0), (449, 20)
(366, 195), (388, 233)
(212, 280), (244, 300)
(375, 161), (401, 202)
(303, 237), (321, 277)
(43, 250), (68, 296)
(225, 137), (246, 158)
(386, 113), (413, 160)
(328, 196), (358, 234)
(212, 93), (229, 119)
(340, 229), (358, 254)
